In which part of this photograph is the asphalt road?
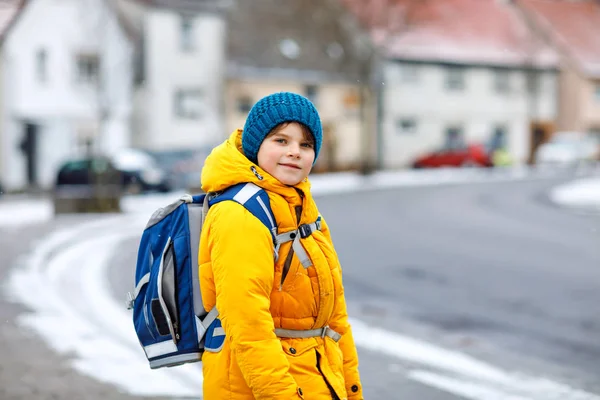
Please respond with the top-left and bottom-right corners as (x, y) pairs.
(314, 177), (600, 398)
(108, 176), (600, 399)
(2, 175), (599, 399)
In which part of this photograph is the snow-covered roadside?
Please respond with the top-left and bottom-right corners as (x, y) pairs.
(0, 166), (586, 229)
(549, 177), (600, 213)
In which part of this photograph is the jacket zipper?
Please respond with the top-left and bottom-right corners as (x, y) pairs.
(316, 351), (340, 399)
(279, 195), (303, 290)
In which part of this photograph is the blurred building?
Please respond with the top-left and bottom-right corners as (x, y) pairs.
(224, 0), (371, 172)
(515, 0), (600, 138)
(342, 0), (560, 168)
(0, 0), (23, 191)
(1, 0), (134, 191)
(116, 0), (228, 153)
(0, 0), (227, 191)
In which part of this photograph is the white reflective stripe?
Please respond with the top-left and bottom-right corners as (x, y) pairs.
(233, 183), (261, 205)
(292, 236), (312, 268)
(133, 272), (150, 299)
(201, 307), (219, 330)
(213, 327), (225, 337)
(144, 340), (178, 358)
(256, 196), (275, 230)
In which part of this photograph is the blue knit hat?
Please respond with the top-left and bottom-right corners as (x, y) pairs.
(242, 92), (322, 165)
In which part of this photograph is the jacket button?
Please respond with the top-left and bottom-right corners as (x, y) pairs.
(351, 384), (359, 392)
(289, 347), (297, 354)
(290, 232), (296, 239)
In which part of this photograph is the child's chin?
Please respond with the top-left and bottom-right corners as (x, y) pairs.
(278, 175), (303, 186)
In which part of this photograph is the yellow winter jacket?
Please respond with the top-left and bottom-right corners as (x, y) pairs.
(199, 130), (363, 399)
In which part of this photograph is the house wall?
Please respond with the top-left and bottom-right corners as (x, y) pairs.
(140, 9), (225, 152)
(581, 78), (600, 131)
(1, 0), (133, 190)
(225, 79), (362, 171)
(380, 61), (557, 168)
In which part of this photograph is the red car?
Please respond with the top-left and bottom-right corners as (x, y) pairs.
(412, 143), (493, 168)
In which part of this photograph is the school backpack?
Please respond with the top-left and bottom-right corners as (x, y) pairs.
(126, 182), (279, 369)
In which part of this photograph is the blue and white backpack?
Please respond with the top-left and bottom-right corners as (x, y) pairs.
(126, 182), (280, 369)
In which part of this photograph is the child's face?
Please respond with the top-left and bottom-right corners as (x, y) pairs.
(257, 122), (315, 186)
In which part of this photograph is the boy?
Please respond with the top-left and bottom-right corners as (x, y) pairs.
(199, 92), (363, 399)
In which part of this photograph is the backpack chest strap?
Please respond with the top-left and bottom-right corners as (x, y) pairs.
(275, 217), (321, 268)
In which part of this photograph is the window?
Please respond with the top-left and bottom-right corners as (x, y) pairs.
(305, 85), (318, 103)
(400, 64), (419, 83)
(494, 70), (510, 93)
(396, 118), (417, 134)
(36, 49), (47, 83)
(238, 96), (253, 113)
(76, 54), (100, 84)
(180, 16), (195, 51)
(444, 126), (465, 149)
(526, 71), (539, 93)
(489, 125), (508, 151)
(174, 89), (203, 119)
(445, 67), (465, 91)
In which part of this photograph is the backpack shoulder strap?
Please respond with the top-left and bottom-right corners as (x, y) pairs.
(208, 182), (277, 246)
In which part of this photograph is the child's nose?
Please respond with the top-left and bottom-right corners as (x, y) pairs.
(288, 143), (301, 157)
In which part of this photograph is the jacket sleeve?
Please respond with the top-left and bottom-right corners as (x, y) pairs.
(207, 201), (302, 399)
(320, 217), (364, 400)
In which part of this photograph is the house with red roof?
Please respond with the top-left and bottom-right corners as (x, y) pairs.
(515, 0), (600, 137)
(342, 0), (559, 168)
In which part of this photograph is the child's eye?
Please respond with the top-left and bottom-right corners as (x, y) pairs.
(301, 142), (313, 148)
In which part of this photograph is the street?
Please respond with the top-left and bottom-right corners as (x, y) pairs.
(2, 174), (599, 399)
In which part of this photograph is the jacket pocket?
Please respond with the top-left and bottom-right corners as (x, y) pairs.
(281, 338), (319, 358)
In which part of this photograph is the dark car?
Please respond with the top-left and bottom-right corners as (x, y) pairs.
(56, 151), (171, 194)
(412, 143), (493, 168)
(111, 148), (171, 193)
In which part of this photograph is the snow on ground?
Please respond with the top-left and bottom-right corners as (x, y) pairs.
(549, 177), (600, 212)
(1, 167), (599, 229)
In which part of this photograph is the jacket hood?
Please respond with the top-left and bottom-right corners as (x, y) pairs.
(201, 130), (313, 199)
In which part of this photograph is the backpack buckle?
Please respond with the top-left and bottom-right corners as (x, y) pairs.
(126, 292), (135, 310)
(298, 224), (312, 239)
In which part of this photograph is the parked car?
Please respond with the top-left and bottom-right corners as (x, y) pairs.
(412, 143), (493, 168)
(111, 148), (171, 193)
(535, 132), (600, 167)
(55, 150), (171, 194)
(55, 156), (123, 195)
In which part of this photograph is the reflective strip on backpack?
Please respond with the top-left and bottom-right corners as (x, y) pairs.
(132, 272), (150, 300)
(197, 307), (219, 342)
(233, 183), (262, 205)
(144, 340), (178, 358)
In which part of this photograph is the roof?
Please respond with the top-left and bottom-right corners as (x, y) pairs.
(341, 0), (558, 69)
(226, 0), (369, 82)
(111, 0), (228, 40)
(516, 0), (600, 78)
(132, 0), (228, 13)
(0, 0), (25, 43)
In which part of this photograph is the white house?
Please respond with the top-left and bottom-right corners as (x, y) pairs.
(116, 0), (228, 153)
(381, 61), (558, 167)
(0, 0), (24, 190)
(343, 0), (559, 169)
(1, 0), (135, 191)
